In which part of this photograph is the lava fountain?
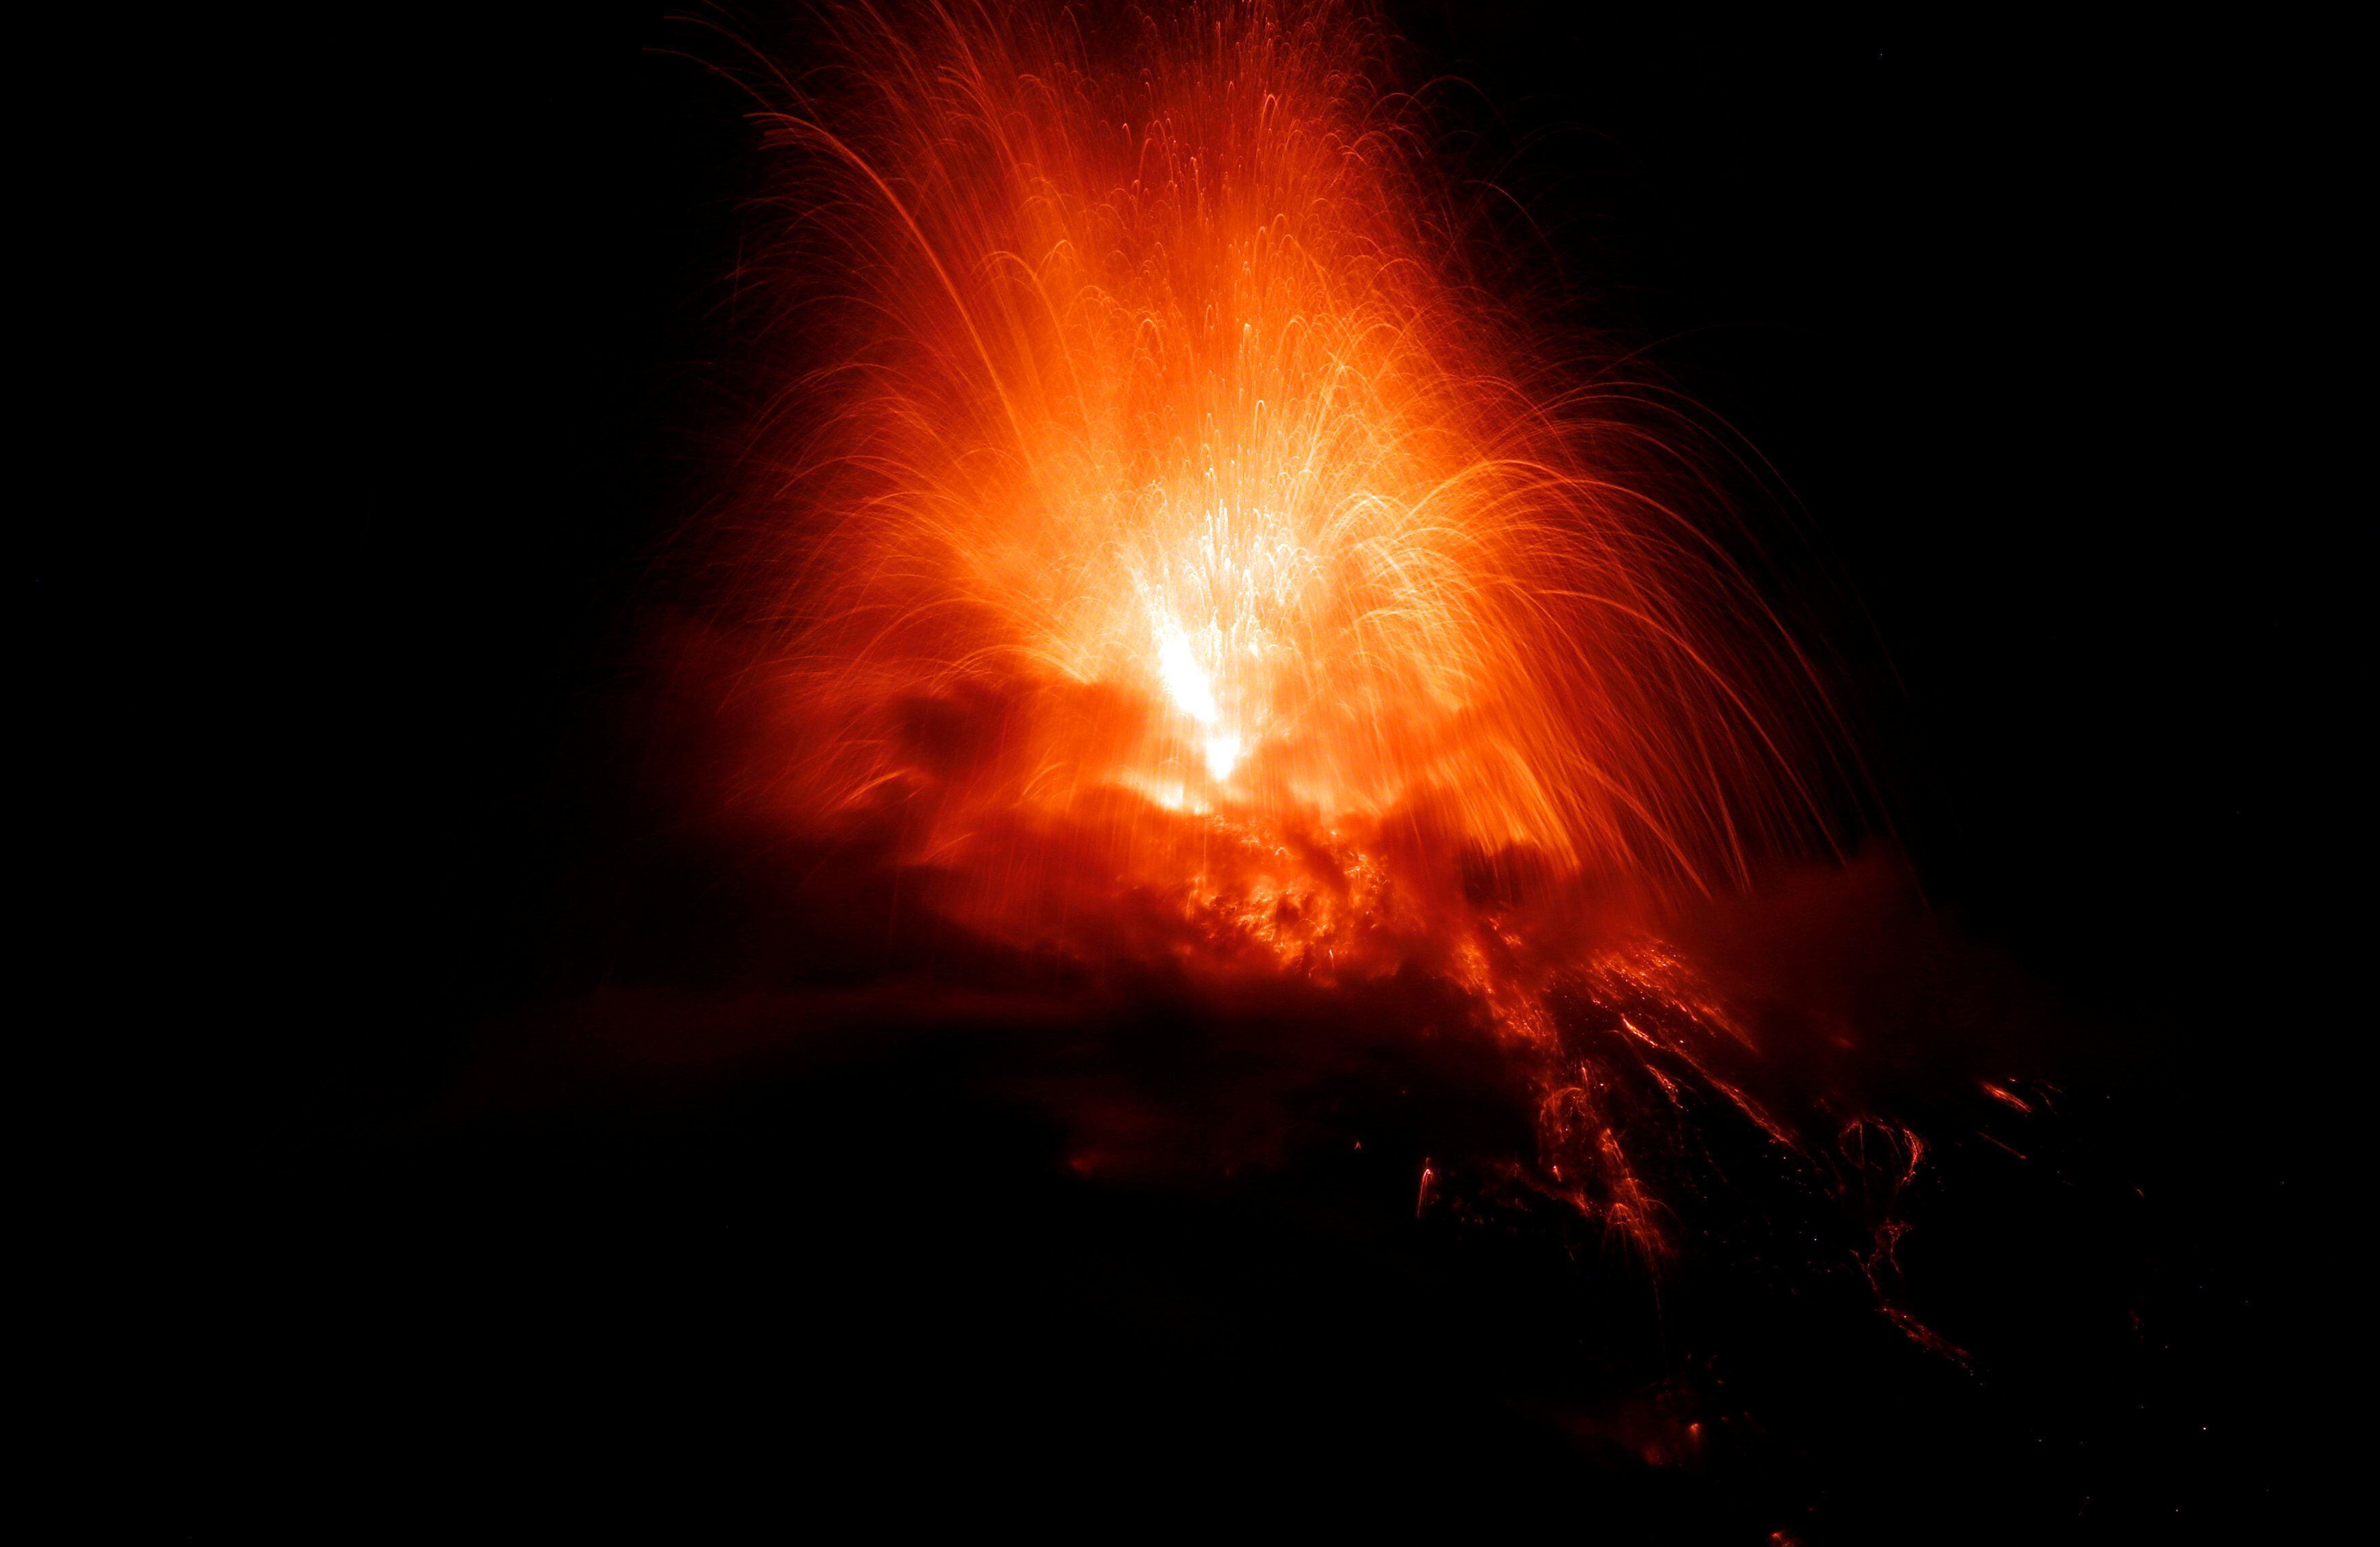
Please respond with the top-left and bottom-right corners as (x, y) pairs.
(702, 0), (1915, 1276)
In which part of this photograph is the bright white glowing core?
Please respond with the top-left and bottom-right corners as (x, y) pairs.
(1156, 623), (1242, 779)
(1157, 628), (1217, 723)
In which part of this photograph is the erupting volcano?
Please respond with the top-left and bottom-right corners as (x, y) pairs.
(143, 5), (2296, 1531)
(657, 0), (1924, 1287)
(689, 0), (1897, 1266)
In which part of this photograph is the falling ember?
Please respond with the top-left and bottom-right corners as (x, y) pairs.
(718, 0), (1911, 1281)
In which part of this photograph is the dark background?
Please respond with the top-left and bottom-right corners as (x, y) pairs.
(152, 4), (2334, 1536)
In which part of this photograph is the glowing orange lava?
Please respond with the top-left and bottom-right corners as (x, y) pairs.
(718, 1), (1898, 1269)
